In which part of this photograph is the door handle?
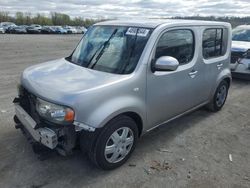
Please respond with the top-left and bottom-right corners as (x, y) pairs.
(189, 70), (198, 78)
(217, 63), (223, 70)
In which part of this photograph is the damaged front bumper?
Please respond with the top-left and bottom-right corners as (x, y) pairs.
(13, 84), (97, 155)
(14, 103), (58, 149)
(14, 96), (78, 155)
(230, 58), (250, 80)
(13, 99), (96, 156)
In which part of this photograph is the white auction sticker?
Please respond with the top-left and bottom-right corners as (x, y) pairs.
(137, 28), (149, 37)
(126, 28), (149, 37)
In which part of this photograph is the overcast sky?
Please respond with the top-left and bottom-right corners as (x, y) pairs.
(0, 0), (250, 19)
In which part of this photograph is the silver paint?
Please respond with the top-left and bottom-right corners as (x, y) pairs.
(20, 20), (232, 135)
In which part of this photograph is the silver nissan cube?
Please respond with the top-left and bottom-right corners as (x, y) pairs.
(14, 20), (232, 170)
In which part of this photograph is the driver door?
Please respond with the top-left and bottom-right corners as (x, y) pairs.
(146, 28), (209, 129)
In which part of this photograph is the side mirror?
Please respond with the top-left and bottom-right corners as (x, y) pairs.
(152, 56), (179, 72)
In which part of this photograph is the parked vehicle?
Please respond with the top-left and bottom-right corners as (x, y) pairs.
(75, 26), (87, 34)
(64, 26), (77, 34)
(12, 26), (27, 34)
(53, 26), (67, 34)
(5, 25), (17, 33)
(41, 26), (56, 34)
(230, 25), (250, 79)
(0, 22), (16, 32)
(13, 20), (232, 170)
(26, 24), (42, 34)
(0, 26), (5, 33)
(81, 26), (87, 34)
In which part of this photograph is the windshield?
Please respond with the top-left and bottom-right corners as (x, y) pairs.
(67, 25), (152, 74)
(232, 28), (250, 42)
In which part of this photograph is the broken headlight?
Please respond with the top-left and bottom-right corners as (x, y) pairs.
(36, 98), (74, 125)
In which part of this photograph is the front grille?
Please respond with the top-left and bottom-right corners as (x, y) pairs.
(19, 85), (41, 125)
(18, 85), (64, 128)
(231, 51), (245, 64)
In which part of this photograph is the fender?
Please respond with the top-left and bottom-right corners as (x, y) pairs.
(83, 96), (146, 129)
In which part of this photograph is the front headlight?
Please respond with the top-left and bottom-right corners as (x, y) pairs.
(36, 98), (74, 124)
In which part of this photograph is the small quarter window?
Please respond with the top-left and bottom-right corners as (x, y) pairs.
(203, 28), (226, 59)
(155, 29), (195, 65)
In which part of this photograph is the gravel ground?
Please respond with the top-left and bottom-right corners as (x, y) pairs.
(0, 34), (249, 188)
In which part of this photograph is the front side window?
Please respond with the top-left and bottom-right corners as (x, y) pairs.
(68, 26), (152, 74)
(203, 28), (225, 59)
(155, 29), (195, 65)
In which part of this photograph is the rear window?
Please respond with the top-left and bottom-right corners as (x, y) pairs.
(202, 28), (227, 59)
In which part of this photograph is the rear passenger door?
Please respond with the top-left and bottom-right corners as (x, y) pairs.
(202, 27), (229, 92)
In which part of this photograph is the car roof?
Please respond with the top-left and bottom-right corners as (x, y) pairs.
(95, 19), (230, 29)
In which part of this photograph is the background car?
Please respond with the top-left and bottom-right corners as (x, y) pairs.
(75, 26), (87, 34)
(0, 22), (16, 32)
(5, 25), (17, 33)
(63, 26), (77, 34)
(231, 25), (250, 80)
(12, 25), (27, 34)
(26, 24), (42, 34)
(53, 26), (67, 34)
(41, 26), (56, 34)
(0, 26), (5, 33)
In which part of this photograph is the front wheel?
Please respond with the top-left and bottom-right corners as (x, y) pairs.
(87, 115), (138, 170)
(207, 80), (229, 112)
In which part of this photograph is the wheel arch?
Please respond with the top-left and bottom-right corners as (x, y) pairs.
(101, 111), (144, 137)
(210, 69), (231, 101)
(216, 69), (232, 88)
(122, 112), (143, 137)
(223, 77), (231, 87)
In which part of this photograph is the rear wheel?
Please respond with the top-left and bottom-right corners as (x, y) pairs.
(207, 80), (229, 112)
(87, 115), (138, 170)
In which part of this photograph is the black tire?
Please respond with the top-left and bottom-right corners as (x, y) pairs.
(87, 115), (138, 170)
(13, 115), (20, 124)
(206, 80), (229, 112)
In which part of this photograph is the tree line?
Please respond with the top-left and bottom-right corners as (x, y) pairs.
(0, 11), (103, 27)
(1, 11), (250, 28)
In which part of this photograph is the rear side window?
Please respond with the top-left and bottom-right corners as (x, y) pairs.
(203, 28), (227, 59)
(155, 29), (194, 65)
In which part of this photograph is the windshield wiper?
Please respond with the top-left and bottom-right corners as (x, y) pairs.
(88, 29), (118, 69)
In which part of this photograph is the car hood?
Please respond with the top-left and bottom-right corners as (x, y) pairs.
(21, 58), (129, 102)
(232, 41), (250, 52)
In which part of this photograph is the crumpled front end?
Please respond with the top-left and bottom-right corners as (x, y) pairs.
(13, 85), (77, 156)
(230, 42), (250, 79)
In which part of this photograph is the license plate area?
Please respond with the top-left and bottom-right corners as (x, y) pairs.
(15, 104), (58, 149)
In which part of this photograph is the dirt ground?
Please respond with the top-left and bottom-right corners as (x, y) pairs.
(0, 34), (249, 188)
